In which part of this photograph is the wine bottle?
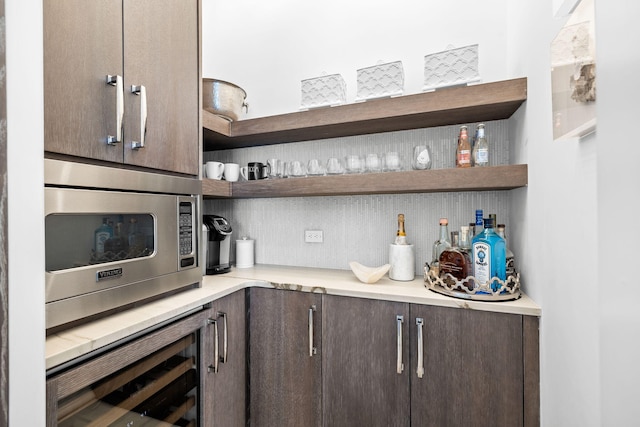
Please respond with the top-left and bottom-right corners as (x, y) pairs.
(395, 213), (407, 245)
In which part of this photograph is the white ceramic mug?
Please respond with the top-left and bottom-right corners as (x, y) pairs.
(223, 163), (240, 182)
(205, 161), (225, 180)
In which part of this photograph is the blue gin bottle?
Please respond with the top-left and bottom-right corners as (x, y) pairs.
(471, 217), (506, 293)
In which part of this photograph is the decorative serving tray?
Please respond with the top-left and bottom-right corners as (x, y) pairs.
(424, 265), (521, 302)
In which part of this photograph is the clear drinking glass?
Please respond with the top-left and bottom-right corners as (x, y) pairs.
(365, 153), (382, 172)
(412, 145), (432, 170)
(384, 152), (402, 172)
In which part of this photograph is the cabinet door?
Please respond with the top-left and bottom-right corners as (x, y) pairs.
(410, 305), (524, 426)
(43, 0), (124, 163)
(248, 288), (322, 427)
(123, 0), (199, 175)
(323, 295), (411, 427)
(203, 290), (246, 426)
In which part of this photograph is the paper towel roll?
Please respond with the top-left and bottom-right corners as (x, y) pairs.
(389, 244), (415, 281)
(236, 237), (255, 268)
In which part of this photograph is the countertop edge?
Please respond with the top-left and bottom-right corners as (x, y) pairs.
(46, 265), (541, 370)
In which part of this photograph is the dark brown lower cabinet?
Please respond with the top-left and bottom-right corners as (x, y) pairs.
(409, 304), (525, 427)
(204, 290), (246, 426)
(322, 295), (539, 427)
(322, 295), (411, 427)
(247, 287), (322, 427)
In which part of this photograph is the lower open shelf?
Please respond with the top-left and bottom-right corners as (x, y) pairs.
(201, 164), (527, 199)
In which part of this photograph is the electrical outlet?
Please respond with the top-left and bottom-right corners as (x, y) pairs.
(304, 230), (323, 243)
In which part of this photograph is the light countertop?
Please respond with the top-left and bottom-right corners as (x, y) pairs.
(46, 264), (541, 371)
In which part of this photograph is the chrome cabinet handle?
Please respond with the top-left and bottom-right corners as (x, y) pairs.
(207, 318), (219, 373)
(309, 305), (317, 357)
(106, 75), (123, 145)
(397, 315), (404, 374)
(416, 317), (424, 379)
(218, 311), (228, 363)
(131, 84), (147, 150)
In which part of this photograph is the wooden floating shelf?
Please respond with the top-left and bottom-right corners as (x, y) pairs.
(202, 164), (528, 199)
(203, 77), (527, 150)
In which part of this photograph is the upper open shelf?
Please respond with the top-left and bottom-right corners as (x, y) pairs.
(203, 77), (527, 150)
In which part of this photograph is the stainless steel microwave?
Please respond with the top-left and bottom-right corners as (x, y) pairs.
(45, 160), (202, 330)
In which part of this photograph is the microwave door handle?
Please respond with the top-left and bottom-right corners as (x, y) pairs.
(131, 84), (147, 150)
(106, 75), (123, 145)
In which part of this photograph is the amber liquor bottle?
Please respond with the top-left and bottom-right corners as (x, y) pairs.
(439, 231), (473, 290)
(455, 125), (471, 168)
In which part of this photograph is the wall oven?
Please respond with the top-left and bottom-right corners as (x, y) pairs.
(45, 159), (202, 330)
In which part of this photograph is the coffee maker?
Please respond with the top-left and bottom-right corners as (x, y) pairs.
(202, 215), (232, 274)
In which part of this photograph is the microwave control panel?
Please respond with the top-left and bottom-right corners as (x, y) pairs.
(178, 199), (196, 269)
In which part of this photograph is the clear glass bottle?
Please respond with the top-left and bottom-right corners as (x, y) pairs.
(128, 218), (145, 256)
(455, 126), (471, 168)
(395, 213), (407, 245)
(496, 224), (516, 278)
(439, 230), (472, 290)
(459, 225), (471, 251)
(468, 222), (476, 241)
(104, 215), (128, 255)
(472, 123), (489, 167)
(94, 217), (113, 255)
(431, 218), (452, 274)
(471, 217), (506, 293)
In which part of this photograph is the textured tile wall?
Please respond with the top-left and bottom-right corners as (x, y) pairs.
(203, 120), (513, 274)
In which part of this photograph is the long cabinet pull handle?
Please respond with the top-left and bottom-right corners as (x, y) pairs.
(207, 318), (219, 373)
(131, 84), (147, 150)
(309, 305), (317, 357)
(106, 75), (123, 145)
(416, 317), (424, 379)
(218, 311), (228, 363)
(396, 315), (404, 374)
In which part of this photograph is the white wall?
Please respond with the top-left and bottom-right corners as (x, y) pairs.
(202, 0), (510, 118)
(5, 0), (46, 424)
(594, 1), (640, 425)
(507, 1), (600, 424)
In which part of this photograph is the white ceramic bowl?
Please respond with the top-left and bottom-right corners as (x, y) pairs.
(349, 261), (391, 284)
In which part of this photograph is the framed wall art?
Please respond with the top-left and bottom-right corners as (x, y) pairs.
(551, 0), (596, 141)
